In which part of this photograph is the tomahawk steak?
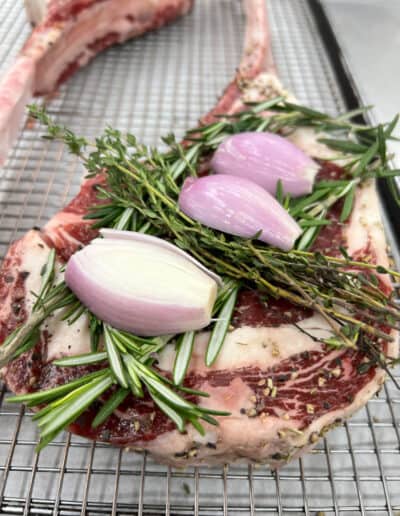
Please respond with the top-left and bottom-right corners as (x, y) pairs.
(0, 0), (397, 468)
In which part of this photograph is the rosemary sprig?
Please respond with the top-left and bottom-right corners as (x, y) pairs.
(8, 309), (230, 449)
(32, 248), (56, 311)
(5, 99), (399, 448)
(27, 101), (400, 345)
(5, 251), (230, 448)
(12, 370), (115, 451)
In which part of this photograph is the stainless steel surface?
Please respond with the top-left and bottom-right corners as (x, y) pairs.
(322, 0), (400, 170)
(322, 0), (400, 126)
(0, 0), (399, 514)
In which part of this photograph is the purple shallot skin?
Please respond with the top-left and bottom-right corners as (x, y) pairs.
(211, 132), (319, 197)
(178, 174), (301, 250)
(64, 231), (219, 336)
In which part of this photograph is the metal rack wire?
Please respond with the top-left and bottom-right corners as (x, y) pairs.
(0, 1), (399, 514)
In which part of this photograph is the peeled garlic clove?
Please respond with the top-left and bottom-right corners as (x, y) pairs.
(211, 132), (319, 197)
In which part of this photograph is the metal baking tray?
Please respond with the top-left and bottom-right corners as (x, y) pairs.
(0, 1), (399, 514)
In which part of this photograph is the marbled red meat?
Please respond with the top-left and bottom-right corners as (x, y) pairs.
(5, 338), (379, 448)
(0, 0), (194, 164)
(0, 0), (397, 468)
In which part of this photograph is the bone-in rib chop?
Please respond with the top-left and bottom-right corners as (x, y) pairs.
(0, 0), (397, 468)
(0, 0), (193, 163)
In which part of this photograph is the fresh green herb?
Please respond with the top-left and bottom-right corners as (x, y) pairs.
(92, 387), (129, 428)
(29, 99), (400, 251)
(206, 286), (239, 367)
(5, 252), (230, 449)
(276, 179), (284, 205)
(173, 331), (196, 386)
(340, 183), (356, 222)
(0, 251), (77, 368)
(26, 101), (400, 349)
(290, 178), (359, 249)
(9, 370), (114, 450)
(4, 98), (399, 448)
(8, 307), (229, 449)
(54, 351), (108, 367)
(104, 325), (129, 389)
(33, 248), (56, 311)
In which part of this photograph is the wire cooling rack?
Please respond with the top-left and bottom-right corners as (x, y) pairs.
(0, 1), (399, 514)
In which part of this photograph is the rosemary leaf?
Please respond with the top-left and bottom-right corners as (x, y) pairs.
(206, 286), (239, 367)
(36, 431), (59, 452)
(276, 179), (284, 204)
(340, 183), (356, 222)
(89, 314), (102, 352)
(114, 207), (135, 230)
(92, 388), (129, 428)
(144, 376), (194, 411)
(245, 96), (285, 114)
(61, 300), (84, 323)
(299, 219), (331, 228)
(336, 105), (373, 121)
(318, 138), (367, 154)
(173, 331), (195, 386)
(172, 385), (210, 397)
(11, 327), (40, 360)
(104, 326), (129, 388)
(7, 369), (108, 405)
(295, 211), (327, 251)
(353, 140), (379, 176)
(283, 102), (327, 119)
(148, 389), (185, 432)
(39, 374), (114, 438)
(377, 125), (387, 165)
(121, 353), (144, 398)
(289, 187), (331, 217)
(384, 114), (399, 138)
(53, 352), (108, 367)
(36, 389), (85, 428)
(187, 415), (205, 436)
(33, 249), (56, 312)
(110, 329), (141, 354)
(212, 278), (239, 315)
(197, 414), (219, 426)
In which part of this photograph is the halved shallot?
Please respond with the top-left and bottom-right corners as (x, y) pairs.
(178, 174), (302, 250)
(65, 230), (219, 336)
(210, 132), (319, 197)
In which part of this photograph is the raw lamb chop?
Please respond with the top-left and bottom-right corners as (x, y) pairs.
(0, 0), (193, 164)
(0, 0), (398, 468)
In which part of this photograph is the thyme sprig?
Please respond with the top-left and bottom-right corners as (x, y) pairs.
(4, 99), (399, 448)
(26, 100), (400, 349)
(30, 98), (400, 250)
